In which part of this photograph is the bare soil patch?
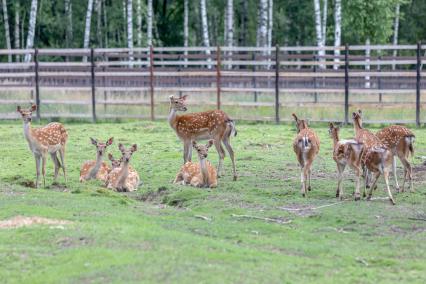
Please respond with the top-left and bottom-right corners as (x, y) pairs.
(0, 216), (72, 229)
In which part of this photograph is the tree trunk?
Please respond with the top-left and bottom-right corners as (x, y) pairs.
(258, 0), (268, 55)
(184, 0), (189, 66)
(226, 0), (233, 69)
(25, 0), (38, 62)
(267, 0), (273, 68)
(127, 0), (134, 63)
(103, 0), (108, 47)
(136, 0), (142, 47)
(392, 3), (400, 70)
(321, 0), (328, 45)
(14, 1), (20, 61)
(83, 0), (94, 62)
(365, 38), (371, 88)
(238, 0), (248, 46)
(122, 0), (127, 42)
(333, 0), (341, 70)
(65, 0), (73, 48)
(200, 0), (211, 67)
(2, 0), (12, 62)
(313, 0), (324, 68)
(96, 0), (102, 47)
(147, 0), (153, 46)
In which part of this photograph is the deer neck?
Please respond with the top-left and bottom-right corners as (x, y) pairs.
(23, 121), (37, 147)
(88, 152), (104, 179)
(199, 158), (209, 186)
(332, 131), (339, 147)
(168, 107), (178, 130)
(117, 160), (129, 187)
(353, 119), (362, 134)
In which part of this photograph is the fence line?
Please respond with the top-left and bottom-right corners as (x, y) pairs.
(0, 44), (424, 125)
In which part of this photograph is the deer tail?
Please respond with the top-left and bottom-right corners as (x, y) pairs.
(404, 135), (415, 157)
(226, 119), (237, 137)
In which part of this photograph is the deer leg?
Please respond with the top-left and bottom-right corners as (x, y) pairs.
(353, 166), (362, 200)
(367, 172), (380, 201)
(222, 137), (237, 181)
(50, 153), (59, 183)
(398, 155), (413, 193)
(383, 170), (396, 205)
(34, 154), (41, 188)
(174, 172), (183, 184)
(300, 167), (306, 197)
(58, 147), (67, 184)
(392, 156), (400, 192)
(214, 140), (225, 178)
(336, 163), (345, 199)
(183, 141), (191, 163)
(41, 155), (46, 188)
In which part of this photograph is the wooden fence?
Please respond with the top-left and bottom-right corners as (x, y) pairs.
(0, 44), (425, 125)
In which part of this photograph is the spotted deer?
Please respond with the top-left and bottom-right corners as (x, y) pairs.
(107, 153), (140, 187)
(168, 95), (237, 181)
(328, 123), (364, 200)
(352, 111), (395, 204)
(174, 140), (218, 188)
(292, 114), (320, 197)
(108, 153), (122, 169)
(17, 104), (68, 188)
(106, 144), (140, 192)
(79, 137), (113, 182)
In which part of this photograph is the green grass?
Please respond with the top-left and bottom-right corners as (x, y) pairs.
(0, 120), (426, 283)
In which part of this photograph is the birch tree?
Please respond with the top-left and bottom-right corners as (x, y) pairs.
(258, 0), (268, 55)
(2, 0), (12, 62)
(184, 0), (189, 65)
(14, 1), (20, 61)
(200, 0), (211, 67)
(127, 0), (134, 63)
(136, 0), (142, 47)
(226, 0), (234, 69)
(147, 0), (153, 46)
(25, 0), (38, 62)
(333, 0), (341, 70)
(313, 0), (325, 68)
(321, 0), (328, 44)
(392, 3), (400, 70)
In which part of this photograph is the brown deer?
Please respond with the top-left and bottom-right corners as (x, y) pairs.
(107, 153), (141, 187)
(17, 104), (68, 188)
(108, 153), (122, 169)
(352, 111), (395, 204)
(292, 114), (320, 197)
(328, 123), (364, 200)
(168, 95), (237, 181)
(106, 144), (140, 192)
(174, 140), (217, 188)
(79, 137), (113, 182)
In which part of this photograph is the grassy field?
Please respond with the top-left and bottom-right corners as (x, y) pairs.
(0, 120), (426, 283)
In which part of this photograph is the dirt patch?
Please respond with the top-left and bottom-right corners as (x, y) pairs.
(134, 186), (169, 202)
(0, 216), (72, 229)
(412, 164), (426, 183)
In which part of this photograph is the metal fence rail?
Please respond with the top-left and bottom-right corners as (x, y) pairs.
(0, 44), (424, 125)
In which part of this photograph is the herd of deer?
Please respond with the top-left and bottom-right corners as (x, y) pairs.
(16, 97), (415, 205)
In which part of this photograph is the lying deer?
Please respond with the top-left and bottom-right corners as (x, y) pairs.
(357, 110), (415, 192)
(79, 137), (113, 182)
(108, 153), (122, 169)
(292, 114), (320, 197)
(168, 95), (237, 181)
(107, 153), (140, 187)
(174, 140), (217, 188)
(17, 104), (68, 188)
(106, 144), (140, 192)
(352, 111), (395, 204)
(329, 123), (363, 200)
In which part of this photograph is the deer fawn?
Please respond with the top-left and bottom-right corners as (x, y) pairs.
(107, 153), (140, 188)
(174, 140), (218, 188)
(292, 114), (320, 197)
(352, 111), (395, 204)
(108, 153), (122, 169)
(17, 104), (68, 188)
(329, 123), (364, 200)
(168, 95), (237, 181)
(106, 144), (140, 192)
(79, 137), (113, 182)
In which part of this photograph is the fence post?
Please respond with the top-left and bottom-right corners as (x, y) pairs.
(150, 45), (155, 120)
(344, 44), (349, 124)
(416, 42), (421, 127)
(377, 55), (382, 103)
(216, 46), (221, 110)
(34, 48), (40, 121)
(252, 52), (258, 102)
(90, 48), (97, 123)
(275, 45), (280, 124)
(313, 54), (318, 103)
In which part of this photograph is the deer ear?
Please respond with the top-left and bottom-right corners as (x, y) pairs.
(131, 144), (137, 152)
(292, 113), (298, 121)
(31, 104), (37, 111)
(108, 153), (114, 161)
(106, 137), (114, 146)
(90, 137), (98, 145)
(206, 139), (214, 148)
(352, 112), (357, 118)
(118, 143), (125, 152)
(329, 122), (334, 128)
(17, 106), (21, 113)
(358, 109), (362, 115)
(192, 140), (197, 148)
(169, 95), (174, 100)
(181, 95), (188, 100)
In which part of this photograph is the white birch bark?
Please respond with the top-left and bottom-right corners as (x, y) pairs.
(83, 0), (94, 62)
(122, 0), (127, 41)
(25, 0), (38, 62)
(184, 0), (189, 66)
(365, 38), (371, 88)
(147, 0), (153, 46)
(321, 0), (327, 45)
(226, 0), (234, 69)
(313, 0), (324, 68)
(392, 3), (400, 70)
(200, 0), (211, 68)
(333, 0), (341, 70)
(2, 0), (12, 62)
(127, 0), (134, 64)
(136, 0), (142, 47)
(259, 0), (268, 55)
(14, 1), (20, 61)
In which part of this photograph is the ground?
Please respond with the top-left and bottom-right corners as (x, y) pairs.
(0, 120), (425, 283)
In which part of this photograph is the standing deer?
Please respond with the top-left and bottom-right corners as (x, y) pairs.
(292, 114), (320, 197)
(106, 143), (140, 192)
(17, 104), (68, 188)
(168, 95), (237, 181)
(79, 137), (113, 182)
(352, 111), (395, 204)
(328, 123), (363, 200)
(174, 140), (217, 188)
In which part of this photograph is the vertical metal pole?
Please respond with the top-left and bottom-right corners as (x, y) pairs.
(275, 45), (280, 124)
(150, 45), (155, 120)
(416, 42), (421, 127)
(216, 46), (221, 110)
(34, 48), (40, 121)
(377, 55), (382, 103)
(91, 48), (97, 123)
(344, 44), (349, 124)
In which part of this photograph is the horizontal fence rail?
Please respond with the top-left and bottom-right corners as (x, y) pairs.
(0, 44), (424, 125)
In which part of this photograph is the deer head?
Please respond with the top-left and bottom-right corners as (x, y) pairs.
(292, 113), (309, 133)
(192, 140), (213, 160)
(328, 122), (340, 138)
(90, 137), (114, 156)
(108, 153), (122, 169)
(17, 104), (37, 123)
(169, 95), (188, 112)
(118, 143), (137, 163)
(297, 134), (313, 153)
(352, 111), (363, 129)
